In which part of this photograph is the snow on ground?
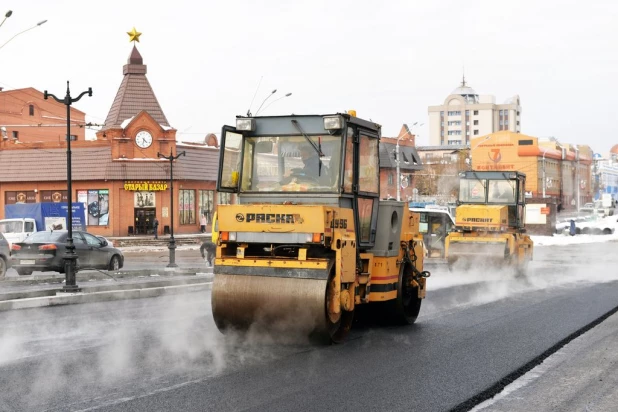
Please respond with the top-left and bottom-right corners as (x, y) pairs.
(115, 218), (618, 254)
(119, 244), (201, 254)
(538, 214), (618, 246)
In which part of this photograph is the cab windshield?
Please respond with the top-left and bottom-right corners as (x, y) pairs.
(240, 134), (342, 193)
(459, 178), (516, 204)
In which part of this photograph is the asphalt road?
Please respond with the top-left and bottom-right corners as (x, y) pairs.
(0, 241), (617, 412)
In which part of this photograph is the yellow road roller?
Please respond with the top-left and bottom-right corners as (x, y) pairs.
(445, 171), (533, 276)
(212, 113), (430, 343)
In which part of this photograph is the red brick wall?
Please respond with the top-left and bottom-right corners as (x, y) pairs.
(0, 88), (86, 143)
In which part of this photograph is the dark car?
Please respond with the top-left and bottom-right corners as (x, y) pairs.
(10, 230), (124, 276)
(0, 231), (11, 278)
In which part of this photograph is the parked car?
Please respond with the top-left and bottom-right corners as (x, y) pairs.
(10, 230), (124, 276)
(0, 231), (12, 278)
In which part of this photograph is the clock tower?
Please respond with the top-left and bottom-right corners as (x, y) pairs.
(96, 30), (176, 159)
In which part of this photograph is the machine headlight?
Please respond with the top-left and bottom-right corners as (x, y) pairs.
(236, 118), (255, 131)
(323, 115), (343, 130)
(229, 232), (237, 241)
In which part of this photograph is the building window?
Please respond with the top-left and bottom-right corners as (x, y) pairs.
(29, 105), (34, 116)
(473, 120), (479, 125)
(67, 134), (77, 141)
(465, 110), (470, 115)
(440, 130), (444, 137)
(473, 110), (479, 115)
(198, 190), (214, 225)
(179, 189), (195, 225)
(474, 130), (479, 135)
(218, 192), (232, 205)
(12, 131), (18, 140)
(447, 140), (460, 145)
(447, 120), (461, 126)
(447, 110), (461, 116)
(466, 130), (470, 135)
(440, 111), (444, 117)
(517, 111), (520, 116)
(517, 120), (520, 126)
(388, 173), (394, 185)
(447, 130), (462, 136)
(499, 119), (504, 125)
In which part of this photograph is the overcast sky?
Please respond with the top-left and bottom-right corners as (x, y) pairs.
(1, 0), (616, 153)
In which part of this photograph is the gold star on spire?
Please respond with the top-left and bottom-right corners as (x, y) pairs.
(127, 27), (142, 43)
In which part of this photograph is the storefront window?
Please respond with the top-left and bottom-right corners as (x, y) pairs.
(179, 189), (195, 225)
(218, 192), (233, 205)
(199, 190), (214, 225)
(77, 189), (110, 226)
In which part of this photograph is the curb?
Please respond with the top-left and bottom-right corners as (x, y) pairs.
(0, 275), (213, 302)
(0, 281), (212, 312)
(1, 267), (209, 287)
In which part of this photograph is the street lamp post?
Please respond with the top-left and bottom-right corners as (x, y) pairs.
(575, 145), (581, 213)
(0, 19), (47, 50)
(157, 150), (186, 268)
(44, 81), (92, 292)
(253, 89), (277, 116)
(257, 92), (292, 115)
(0, 10), (12, 29)
(468, 134), (492, 169)
(542, 149), (548, 198)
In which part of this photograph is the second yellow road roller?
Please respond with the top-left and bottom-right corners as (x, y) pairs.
(211, 112), (430, 343)
(445, 170), (534, 276)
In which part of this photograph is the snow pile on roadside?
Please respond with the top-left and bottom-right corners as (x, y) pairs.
(119, 244), (201, 253)
(533, 215), (618, 246)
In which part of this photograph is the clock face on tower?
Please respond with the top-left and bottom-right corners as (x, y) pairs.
(135, 130), (153, 149)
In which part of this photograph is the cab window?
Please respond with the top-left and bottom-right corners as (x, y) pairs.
(358, 134), (378, 193)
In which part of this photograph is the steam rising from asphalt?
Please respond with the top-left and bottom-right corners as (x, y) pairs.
(424, 241), (618, 312)
(0, 289), (307, 411)
(1, 240), (617, 409)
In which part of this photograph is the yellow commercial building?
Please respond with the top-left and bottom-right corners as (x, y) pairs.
(470, 131), (593, 210)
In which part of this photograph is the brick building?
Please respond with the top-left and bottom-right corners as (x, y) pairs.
(378, 125), (423, 201)
(0, 45), (221, 237)
(0, 87), (86, 142)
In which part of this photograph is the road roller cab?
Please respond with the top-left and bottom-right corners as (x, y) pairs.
(445, 170), (533, 276)
(212, 113), (430, 342)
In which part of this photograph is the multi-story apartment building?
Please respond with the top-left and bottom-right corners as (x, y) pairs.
(427, 77), (521, 146)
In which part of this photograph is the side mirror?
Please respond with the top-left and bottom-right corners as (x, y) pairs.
(100, 240), (108, 247)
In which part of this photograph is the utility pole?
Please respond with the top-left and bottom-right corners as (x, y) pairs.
(542, 149), (547, 198)
(44, 81), (92, 292)
(157, 150), (186, 268)
(575, 145), (581, 213)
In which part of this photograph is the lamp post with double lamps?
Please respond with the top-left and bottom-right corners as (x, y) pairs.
(0, 18), (47, 51)
(253, 89), (277, 116)
(44, 82), (92, 292)
(158, 150), (186, 268)
(257, 92), (292, 115)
